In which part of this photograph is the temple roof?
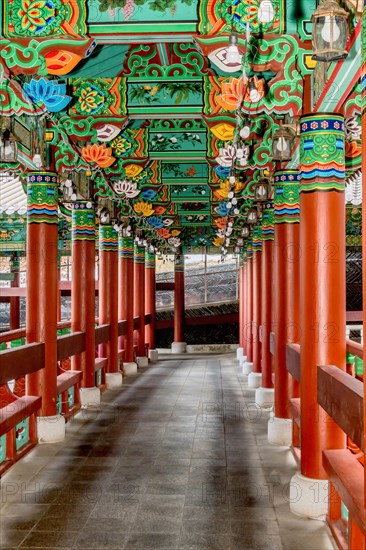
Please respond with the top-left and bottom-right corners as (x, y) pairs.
(0, 174), (27, 215)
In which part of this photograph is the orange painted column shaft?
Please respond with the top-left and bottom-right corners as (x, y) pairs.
(145, 251), (156, 350)
(9, 255), (20, 331)
(239, 262), (244, 349)
(273, 171), (301, 418)
(26, 171), (59, 417)
(245, 240), (253, 363)
(71, 203), (96, 387)
(261, 204), (274, 389)
(118, 236), (134, 362)
(252, 224), (262, 374)
(99, 225), (119, 373)
(299, 114), (346, 479)
(174, 253), (185, 344)
(362, 0), (366, 508)
(134, 245), (145, 357)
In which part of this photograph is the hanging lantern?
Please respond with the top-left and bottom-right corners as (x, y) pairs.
(247, 208), (258, 225)
(226, 33), (242, 65)
(241, 225), (249, 238)
(255, 178), (270, 202)
(272, 126), (296, 161)
(311, 0), (349, 62)
(0, 129), (18, 163)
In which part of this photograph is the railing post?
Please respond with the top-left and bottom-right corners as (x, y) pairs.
(26, 171), (65, 442)
(71, 202), (99, 406)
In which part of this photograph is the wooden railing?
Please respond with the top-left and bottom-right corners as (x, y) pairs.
(0, 313), (152, 471)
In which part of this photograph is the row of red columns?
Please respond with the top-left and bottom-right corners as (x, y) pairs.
(239, 113), (347, 518)
(26, 187), (157, 440)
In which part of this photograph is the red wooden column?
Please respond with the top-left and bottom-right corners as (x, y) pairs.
(172, 252), (186, 354)
(71, 202), (99, 406)
(290, 114), (346, 519)
(56, 254), (61, 323)
(268, 170), (300, 446)
(242, 239), (253, 374)
(9, 254), (20, 330)
(255, 203), (275, 407)
(134, 244), (148, 367)
(26, 171), (65, 442)
(362, 0), (366, 519)
(99, 225), (122, 387)
(237, 252), (245, 362)
(118, 236), (136, 370)
(248, 222), (262, 388)
(145, 250), (158, 361)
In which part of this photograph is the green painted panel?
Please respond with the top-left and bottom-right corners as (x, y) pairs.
(56, 394), (62, 415)
(69, 45), (130, 78)
(0, 434), (6, 462)
(68, 386), (75, 408)
(15, 418), (29, 451)
(171, 184), (210, 202)
(86, 0), (198, 25)
(162, 162), (208, 183)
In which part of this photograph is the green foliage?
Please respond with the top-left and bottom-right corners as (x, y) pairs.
(98, 0), (194, 14)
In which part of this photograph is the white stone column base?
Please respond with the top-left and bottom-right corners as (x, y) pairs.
(255, 387), (274, 408)
(268, 416), (293, 446)
(289, 473), (328, 521)
(149, 349), (159, 362)
(37, 415), (65, 444)
(105, 372), (123, 389)
(124, 362), (138, 375)
(239, 355), (248, 366)
(236, 347), (244, 360)
(248, 372), (262, 389)
(137, 356), (149, 367)
(172, 342), (187, 354)
(80, 387), (101, 409)
(242, 361), (253, 375)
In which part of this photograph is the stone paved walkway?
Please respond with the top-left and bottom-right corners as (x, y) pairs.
(1, 354), (337, 549)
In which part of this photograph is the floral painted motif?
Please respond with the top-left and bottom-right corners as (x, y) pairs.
(111, 135), (134, 158)
(23, 77), (72, 112)
(113, 180), (140, 199)
(74, 82), (113, 116)
(142, 189), (157, 200)
(216, 145), (236, 167)
(81, 143), (116, 168)
(147, 216), (164, 229)
(156, 228), (171, 238)
(133, 201), (154, 217)
(13, 0), (64, 36)
(217, 78), (244, 111)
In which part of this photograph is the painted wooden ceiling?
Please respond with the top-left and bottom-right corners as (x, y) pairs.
(0, 0), (363, 252)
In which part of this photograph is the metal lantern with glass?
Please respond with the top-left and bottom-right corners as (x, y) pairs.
(312, 0), (349, 62)
(272, 126), (296, 162)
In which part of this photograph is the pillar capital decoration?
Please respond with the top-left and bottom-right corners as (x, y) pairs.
(10, 254), (20, 270)
(299, 114), (345, 193)
(71, 202), (95, 241)
(252, 222), (262, 252)
(246, 238), (253, 259)
(145, 251), (155, 268)
(99, 225), (118, 251)
(174, 253), (185, 271)
(27, 171), (58, 225)
(134, 244), (145, 263)
(118, 236), (134, 259)
(273, 170), (300, 224)
(262, 202), (274, 241)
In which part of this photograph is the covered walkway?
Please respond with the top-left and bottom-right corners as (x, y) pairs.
(1, 354), (335, 550)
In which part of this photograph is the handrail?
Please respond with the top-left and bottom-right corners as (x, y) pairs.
(346, 339), (363, 360)
(95, 324), (111, 346)
(57, 332), (85, 362)
(318, 365), (364, 450)
(0, 343), (45, 385)
(286, 343), (301, 383)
